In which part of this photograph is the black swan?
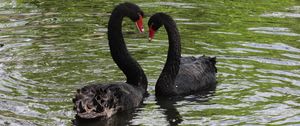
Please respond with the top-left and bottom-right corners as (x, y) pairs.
(148, 13), (217, 97)
(73, 2), (147, 119)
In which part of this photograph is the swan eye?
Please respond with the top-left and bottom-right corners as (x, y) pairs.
(149, 23), (159, 31)
(137, 12), (144, 18)
(135, 14), (144, 33)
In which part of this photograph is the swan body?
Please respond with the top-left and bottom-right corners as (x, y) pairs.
(73, 2), (147, 119)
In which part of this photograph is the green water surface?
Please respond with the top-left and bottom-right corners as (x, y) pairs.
(0, 0), (299, 125)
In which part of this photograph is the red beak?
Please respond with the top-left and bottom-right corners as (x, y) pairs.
(135, 15), (144, 33)
(148, 25), (155, 41)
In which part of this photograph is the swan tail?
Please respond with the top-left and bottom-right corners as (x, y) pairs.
(73, 85), (120, 119)
(209, 57), (217, 73)
(198, 55), (217, 73)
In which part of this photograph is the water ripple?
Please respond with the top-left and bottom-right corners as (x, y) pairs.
(248, 27), (300, 36)
(261, 12), (300, 18)
(282, 53), (300, 59)
(220, 56), (300, 66)
(257, 69), (300, 78)
(140, 2), (195, 8)
(241, 42), (300, 52)
(255, 74), (300, 87)
(210, 31), (242, 35)
(0, 20), (28, 29)
(272, 87), (300, 96)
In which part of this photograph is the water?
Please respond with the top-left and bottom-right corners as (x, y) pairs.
(0, 0), (299, 125)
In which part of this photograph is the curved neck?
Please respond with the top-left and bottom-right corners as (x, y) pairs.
(156, 15), (181, 96)
(107, 7), (147, 93)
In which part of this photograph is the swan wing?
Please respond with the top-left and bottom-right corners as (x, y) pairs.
(175, 56), (217, 95)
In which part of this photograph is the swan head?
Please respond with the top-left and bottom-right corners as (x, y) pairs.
(73, 86), (122, 119)
(148, 13), (165, 41)
(118, 2), (145, 33)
